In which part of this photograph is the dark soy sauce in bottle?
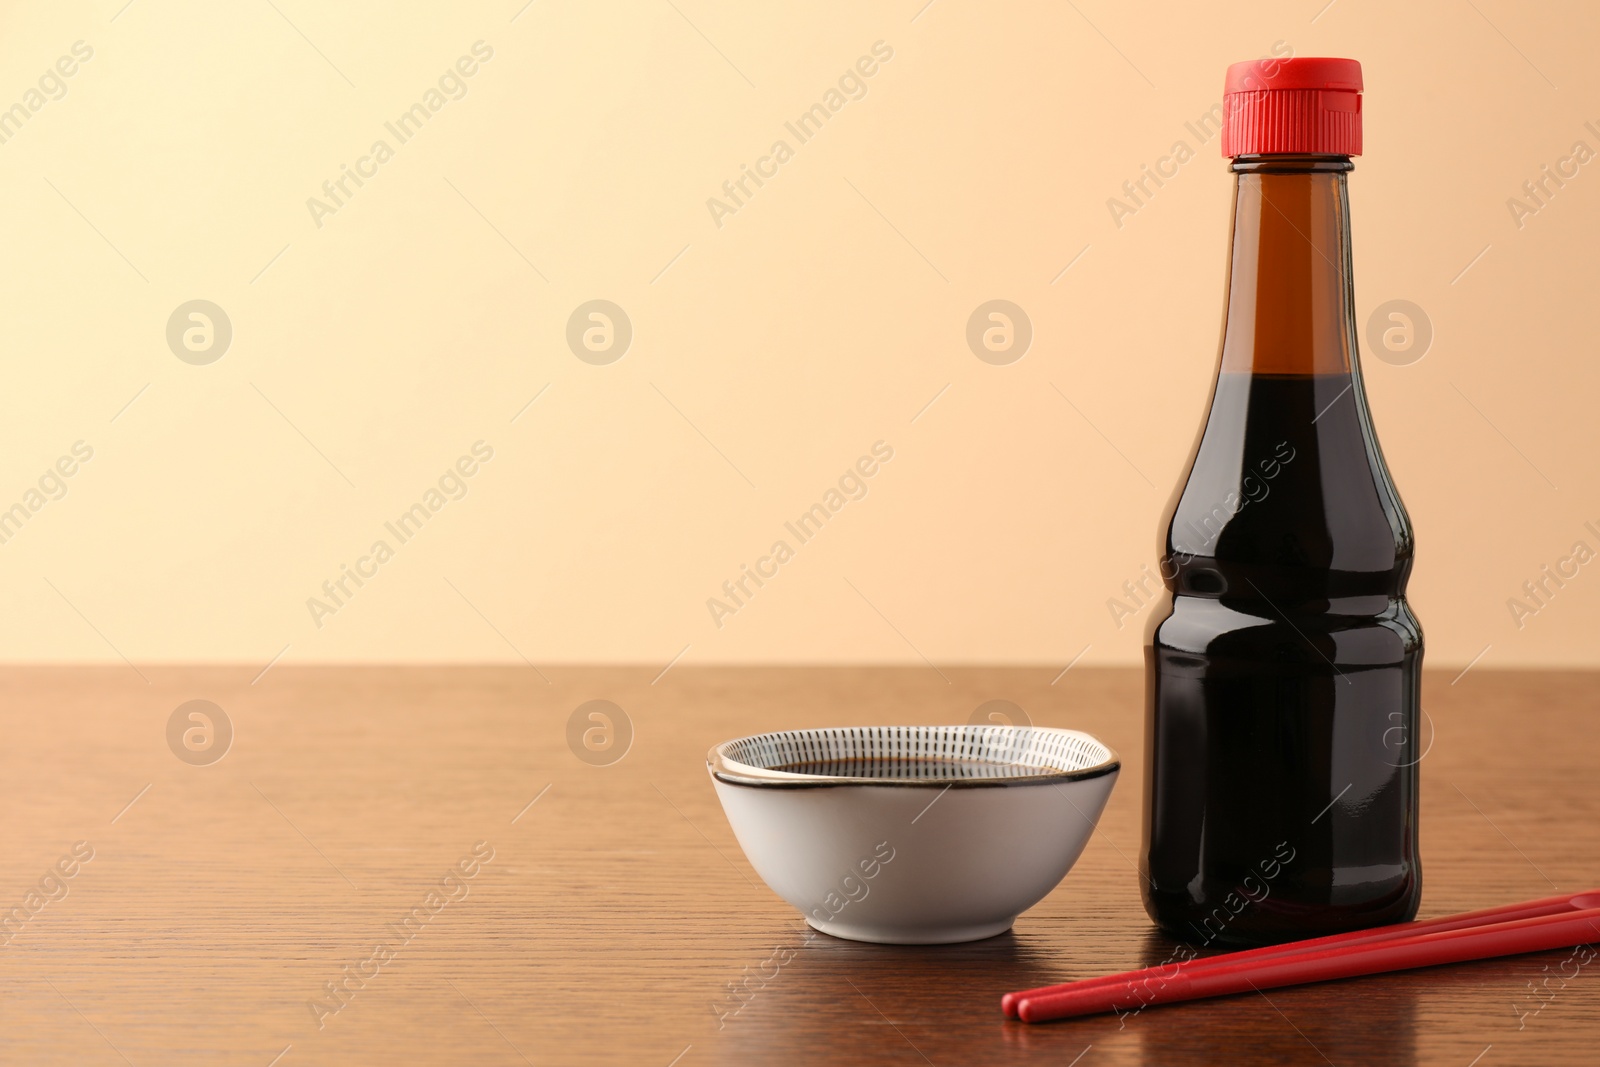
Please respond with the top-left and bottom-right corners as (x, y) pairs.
(1142, 58), (1422, 946)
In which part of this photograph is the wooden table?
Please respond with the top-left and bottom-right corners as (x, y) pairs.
(2, 666), (1595, 1065)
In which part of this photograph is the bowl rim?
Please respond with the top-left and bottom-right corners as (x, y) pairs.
(707, 724), (1120, 789)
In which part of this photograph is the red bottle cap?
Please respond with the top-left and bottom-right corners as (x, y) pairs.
(1221, 57), (1362, 157)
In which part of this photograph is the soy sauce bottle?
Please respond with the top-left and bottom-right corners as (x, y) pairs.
(1142, 58), (1422, 945)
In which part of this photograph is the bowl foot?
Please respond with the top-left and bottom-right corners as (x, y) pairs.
(804, 916), (1015, 945)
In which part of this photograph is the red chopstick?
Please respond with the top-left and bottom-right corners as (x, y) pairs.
(1003, 888), (1594, 1018)
(1006, 889), (1600, 1024)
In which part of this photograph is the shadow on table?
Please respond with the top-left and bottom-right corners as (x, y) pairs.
(706, 924), (1063, 1063)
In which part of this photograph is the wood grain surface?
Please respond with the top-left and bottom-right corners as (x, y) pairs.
(1, 665), (1595, 1066)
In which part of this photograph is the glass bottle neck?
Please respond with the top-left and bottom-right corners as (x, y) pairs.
(1219, 155), (1356, 377)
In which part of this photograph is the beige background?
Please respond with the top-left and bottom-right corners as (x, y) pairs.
(0, 0), (1595, 670)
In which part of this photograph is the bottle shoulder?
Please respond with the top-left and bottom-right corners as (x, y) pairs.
(1148, 591), (1423, 664)
(1161, 371), (1412, 583)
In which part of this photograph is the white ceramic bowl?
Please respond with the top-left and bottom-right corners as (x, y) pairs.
(708, 725), (1119, 944)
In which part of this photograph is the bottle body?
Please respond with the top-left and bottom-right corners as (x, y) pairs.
(1141, 157), (1422, 946)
